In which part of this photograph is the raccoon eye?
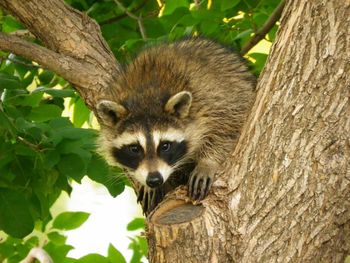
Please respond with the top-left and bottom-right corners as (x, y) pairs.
(160, 141), (172, 152)
(128, 144), (142, 154)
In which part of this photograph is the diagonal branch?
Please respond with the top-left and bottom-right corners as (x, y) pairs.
(0, 0), (118, 69)
(0, 32), (96, 88)
(241, 0), (286, 55)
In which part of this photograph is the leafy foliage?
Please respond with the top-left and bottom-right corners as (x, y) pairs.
(52, 212), (90, 231)
(0, 28), (126, 239)
(127, 218), (145, 231)
(0, 0), (281, 261)
(0, 214), (146, 263)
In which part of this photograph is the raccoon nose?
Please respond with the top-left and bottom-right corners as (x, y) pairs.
(146, 172), (164, 188)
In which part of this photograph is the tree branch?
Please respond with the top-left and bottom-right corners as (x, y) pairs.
(0, 32), (97, 89)
(0, 0), (117, 68)
(0, 0), (122, 109)
(20, 247), (53, 263)
(241, 0), (286, 55)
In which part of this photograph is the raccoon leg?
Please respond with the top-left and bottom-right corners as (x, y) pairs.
(188, 159), (217, 201)
(137, 186), (164, 215)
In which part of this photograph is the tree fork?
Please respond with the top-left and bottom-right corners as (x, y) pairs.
(0, 0), (349, 262)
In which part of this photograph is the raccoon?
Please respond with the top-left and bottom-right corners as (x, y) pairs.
(97, 39), (256, 215)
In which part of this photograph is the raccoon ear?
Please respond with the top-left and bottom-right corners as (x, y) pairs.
(96, 100), (127, 126)
(165, 91), (192, 118)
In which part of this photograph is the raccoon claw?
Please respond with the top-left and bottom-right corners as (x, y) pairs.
(188, 174), (212, 201)
(137, 186), (164, 215)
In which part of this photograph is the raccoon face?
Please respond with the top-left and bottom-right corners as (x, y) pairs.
(110, 129), (188, 188)
(97, 91), (192, 188)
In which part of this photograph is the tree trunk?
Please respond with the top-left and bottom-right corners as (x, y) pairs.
(0, 0), (349, 262)
(147, 1), (350, 262)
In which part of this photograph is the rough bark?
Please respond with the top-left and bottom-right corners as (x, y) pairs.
(0, 0), (349, 262)
(148, 0), (350, 262)
(226, 1), (350, 261)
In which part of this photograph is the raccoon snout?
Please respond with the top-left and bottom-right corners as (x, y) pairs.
(146, 172), (164, 188)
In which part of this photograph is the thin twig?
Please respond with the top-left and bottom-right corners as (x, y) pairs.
(100, 0), (148, 25)
(17, 136), (42, 151)
(241, 0), (286, 55)
(137, 19), (147, 40)
(113, 0), (148, 40)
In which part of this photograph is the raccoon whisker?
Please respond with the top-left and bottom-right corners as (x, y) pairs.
(170, 157), (193, 171)
(103, 173), (128, 187)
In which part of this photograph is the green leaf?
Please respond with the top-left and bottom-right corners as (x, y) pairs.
(25, 236), (39, 247)
(29, 104), (62, 122)
(56, 127), (96, 140)
(0, 72), (23, 90)
(234, 28), (253, 41)
(49, 117), (74, 129)
(221, 0), (240, 11)
(52, 211), (90, 230)
(0, 188), (34, 238)
(87, 155), (126, 197)
(34, 86), (76, 98)
(0, 108), (16, 134)
(107, 244), (126, 263)
(22, 69), (38, 87)
(128, 236), (148, 262)
(43, 150), (60, 169)
(248, 52), (268, 75)
(14, 144), (37, 157)
(267, 24), (278, 42)
(0, 146), (14, 169)
(106, 168), (127, 197)
(57, 153), (86, 182)
(44, 242), (74, 262)
(2, 16), (23, 33)
(138, 236), (148, 257)
(87, 155), (109, 184)
(38, 70), (55, 85)
(76, 254), (109, 263)
(57, 139), (87, 154)
(9, 92), (43, 107)
(127, 218), (145, 231)
(0, 238), (16, 259)
(47, 231), (67, 245)
(72, 97), (91, 127)
(162, 0), (189, 16)
(199, 20), (219, 35)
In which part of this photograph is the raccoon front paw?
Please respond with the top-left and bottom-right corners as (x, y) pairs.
(188, 172), (213, 201)
(137, 186), (164, 215)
